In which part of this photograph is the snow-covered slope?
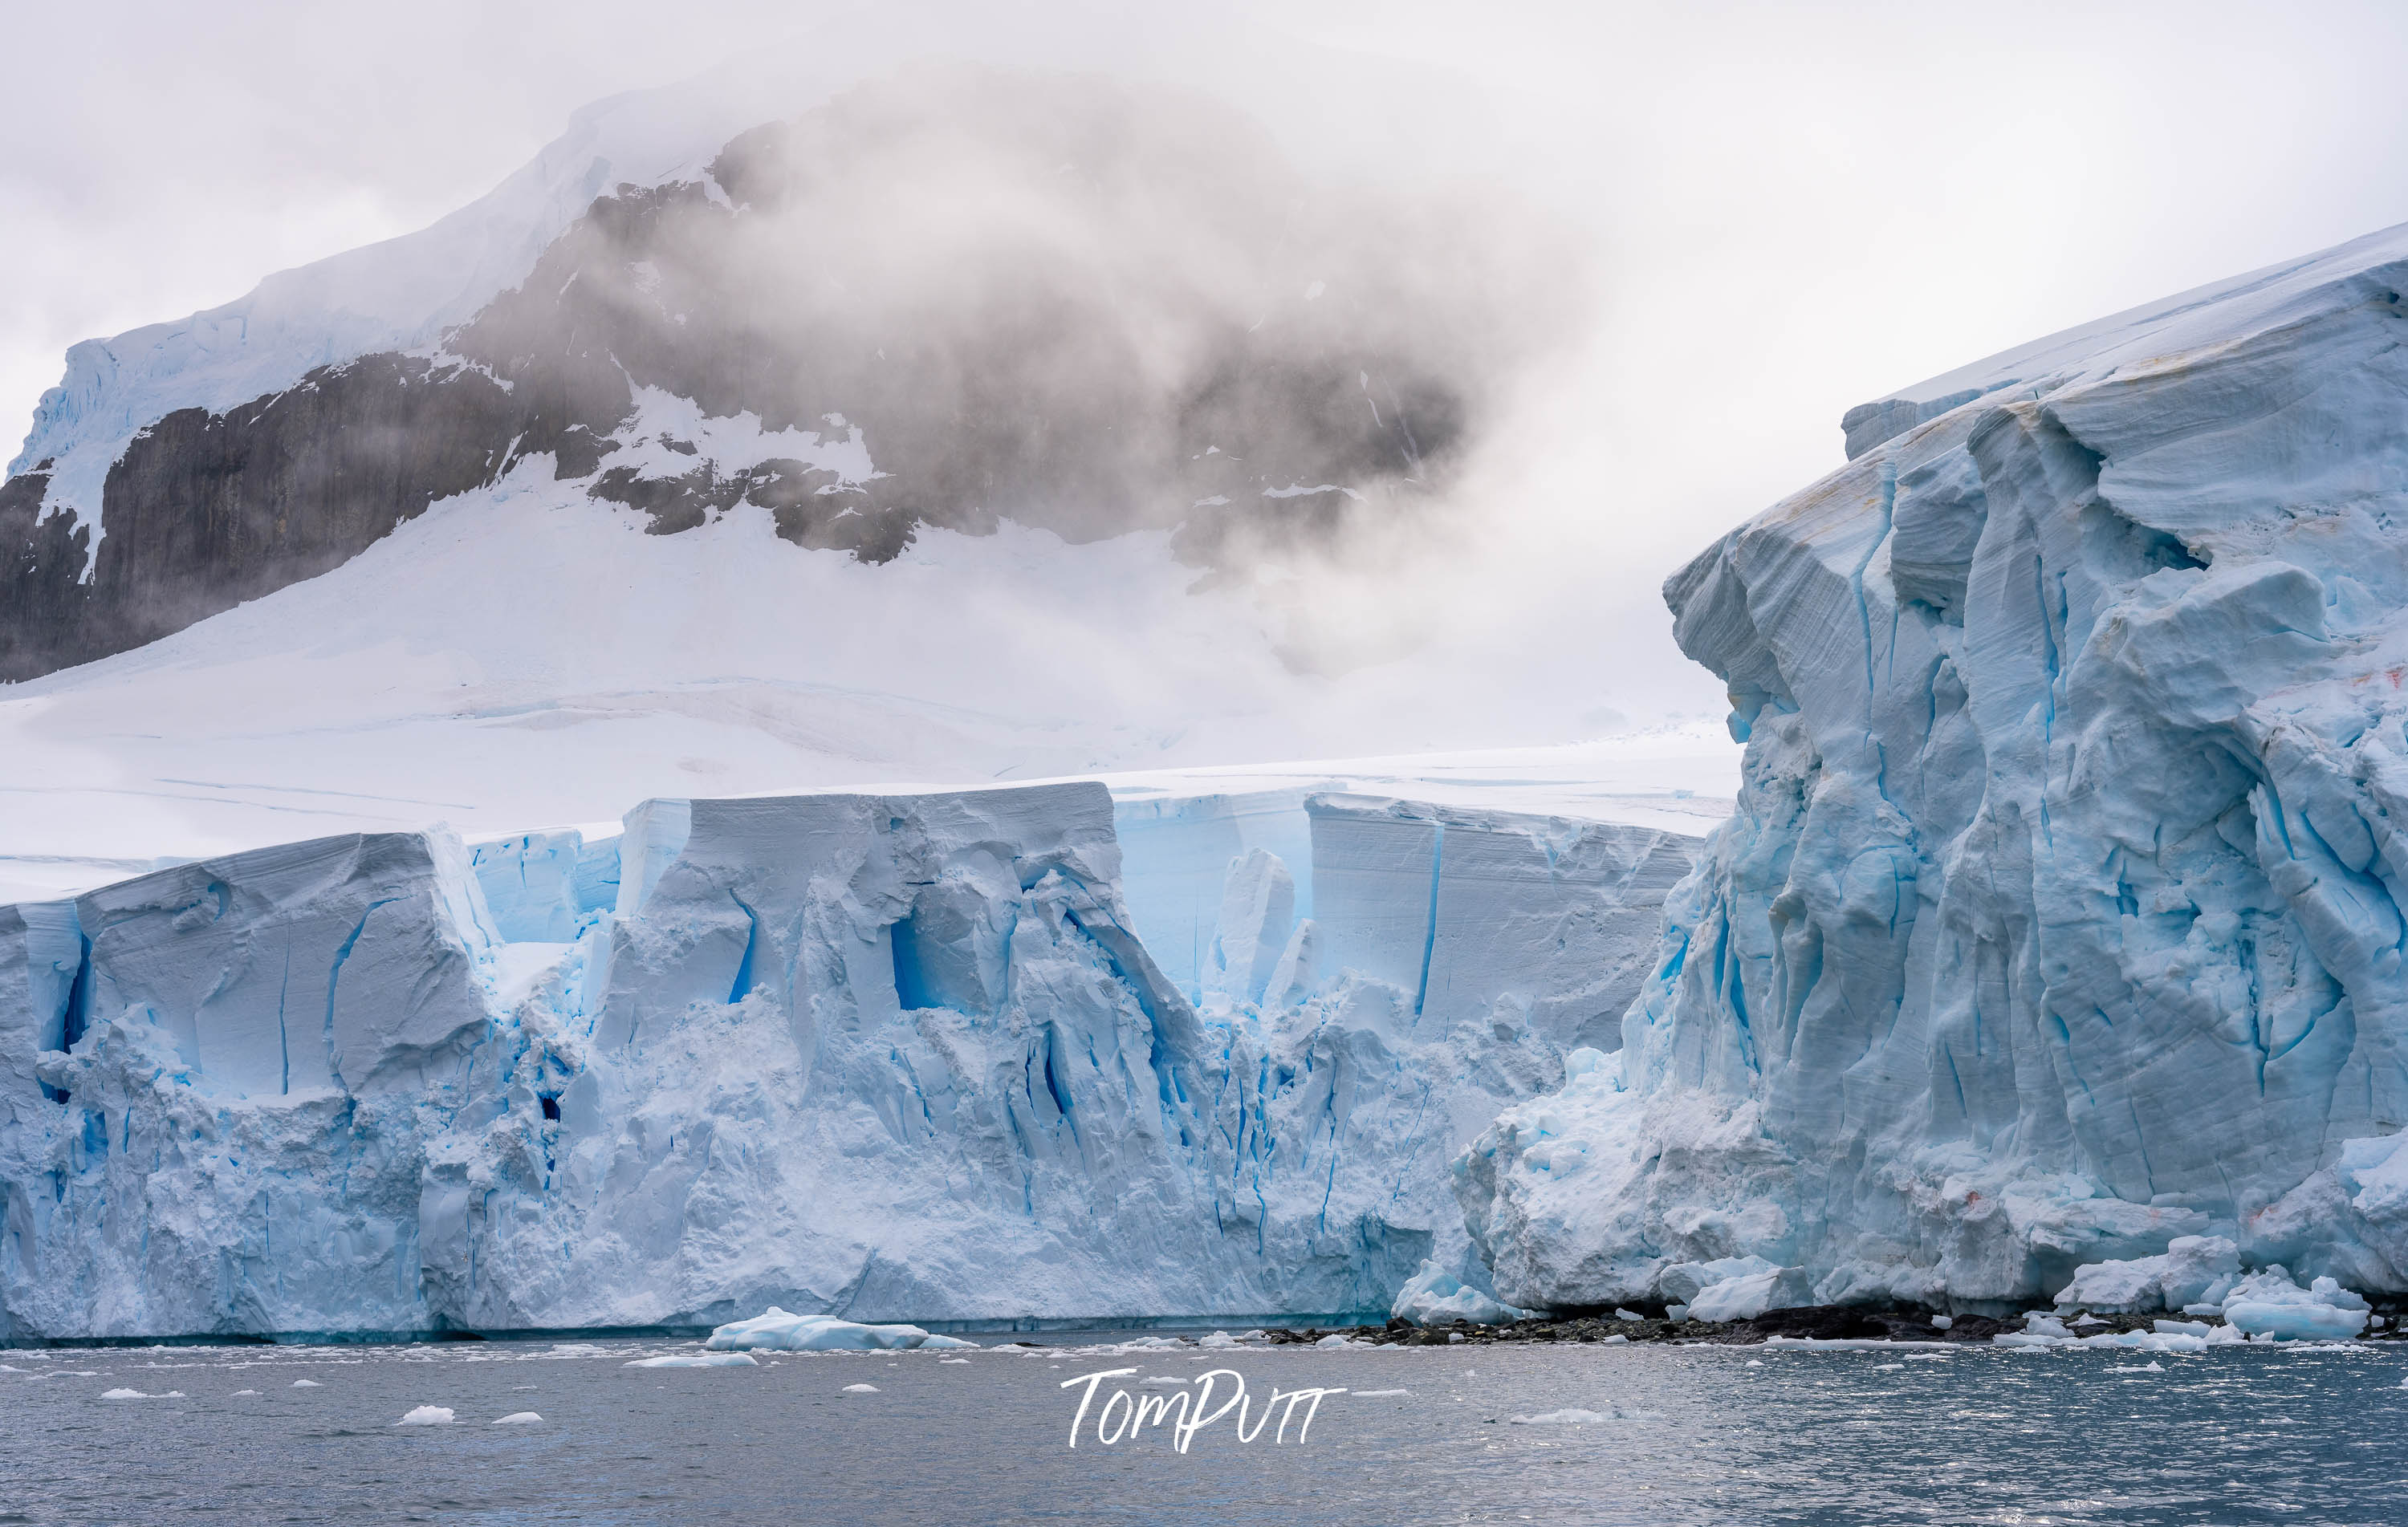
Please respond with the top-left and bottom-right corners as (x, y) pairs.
(1458, 219), (2408, 1313)
(0, 778), (1698, 1338)
(8, 80), (785, 551)
(1, 63), (1552, 682)
(0, 452), (1733, 904)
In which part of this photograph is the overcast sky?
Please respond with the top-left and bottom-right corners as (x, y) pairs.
(6, 0), (2406, 716)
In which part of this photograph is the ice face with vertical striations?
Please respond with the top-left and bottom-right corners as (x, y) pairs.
(1458, 220), (2408, 1314)
(0, 779), (1697, 1338)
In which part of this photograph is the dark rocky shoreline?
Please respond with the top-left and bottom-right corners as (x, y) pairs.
(1262, 1303), (2408, 1347)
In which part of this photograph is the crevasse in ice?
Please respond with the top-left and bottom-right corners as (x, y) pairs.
(1458, 221), (2408, 1313)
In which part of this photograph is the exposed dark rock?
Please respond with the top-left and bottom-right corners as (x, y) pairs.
(2, 68), (1519, 681)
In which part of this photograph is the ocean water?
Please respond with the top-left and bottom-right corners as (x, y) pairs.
(1, 1334), (2402, 1525)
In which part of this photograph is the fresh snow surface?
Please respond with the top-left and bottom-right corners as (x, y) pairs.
(0, 460), (1737, 904)
(1458, 217), (2408, 1318)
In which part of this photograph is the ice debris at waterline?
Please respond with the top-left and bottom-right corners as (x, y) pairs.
(1389, 1259), (1533, 1326)
(706, 1309), (974, 1351)
(1458, 218), (2408, 1315)
(0, 779), (1695, 1337)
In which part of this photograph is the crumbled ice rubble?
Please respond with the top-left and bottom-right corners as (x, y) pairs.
(1666, 1255), (1813, 1322)
(1454, 221), (2408, 1314)
(706, 1308), (976, 1353)
(2031, 1261), (2372, 1344)
(1390, 1258), (1536, 1326)
(2219, 1269), (2370, 1341)
(2053, 1237), (2242, 1314)
(397, 1406), (455, 1425)
(624, 1352), (759, 1368)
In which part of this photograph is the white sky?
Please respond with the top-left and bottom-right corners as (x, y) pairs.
(4, 0), (2406, 723)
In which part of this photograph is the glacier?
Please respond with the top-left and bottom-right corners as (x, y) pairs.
(0, 778), (1695, 1338)
(1458, 220), (2408, 1314)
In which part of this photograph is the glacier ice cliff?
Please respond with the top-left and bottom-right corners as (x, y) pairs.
(0, 781), (1694, 1338)
(1459, 221), (2408, 1313)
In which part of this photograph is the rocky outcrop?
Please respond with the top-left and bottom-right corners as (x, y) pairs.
(2, 67), (1536, 681)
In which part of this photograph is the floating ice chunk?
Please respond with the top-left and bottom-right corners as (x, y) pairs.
(397, 1405), (455, 1425)
(1390, 1258), (1535, 1326)
(494, 1411), (543, 1423)
(706, 1307), (970, 1352)
(1510, 1408), (1608, 1424)
(1355, 1388), (1410, 1397)
(1314, 1334), (1354, 1348)
(841, 1383), (879, 1394)
(100, 1387), (182, 1399)
(939, 1358), (970, 1365)
(231, 1389), (259, 1396)
(624, 1352), (759, 1368)
(2108, 1362), (2166, 1373)
(1198, 1331), (1243, 1349)
(291, 1379), (322, 1387)
(2054, 1237), (2241, 1314)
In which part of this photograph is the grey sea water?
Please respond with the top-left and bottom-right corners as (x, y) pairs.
(0, 1334), (2401, 1525)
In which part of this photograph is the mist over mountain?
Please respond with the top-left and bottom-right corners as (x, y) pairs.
(2, 64), (1572, 683)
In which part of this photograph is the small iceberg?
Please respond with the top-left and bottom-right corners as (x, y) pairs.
(397, 1406), (455, 1425)
(706, 1307), (977, 1353)
(493, 1411), (543, 1424)
(291, 1379), (322, 1387)
(100, 1387), (182, 1399)
(841, 1383), (879, 1394)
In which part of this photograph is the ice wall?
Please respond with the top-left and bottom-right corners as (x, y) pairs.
(1308, 794), (1694, 1053)
(1459, 220), (2408, 1313)
(0, 780), (1698, 1338)
(1113, 788), (1321, 1001)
